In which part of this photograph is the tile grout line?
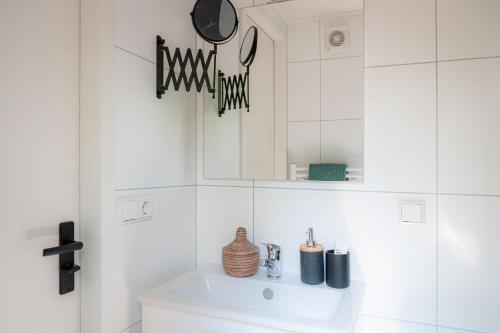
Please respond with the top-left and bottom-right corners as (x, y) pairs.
(438, 324), (486, 333)
(438, 54), (500, 63)
(366, 54), (500, 70)
(319, 21), (322, 164)
(197, 183), (500, 198)
(288, 54), (364, 64)
(360, 314), (436, 328)
(435, 0), (439, 328)
(114, 45), (183, 75)
(118, 320), (141, 333)
(115, 184), (196, 192)
(288, 119), (364, 123)
(78, 0), (82, 331)
(252, 180), (255, 243)
(194, 33), (200, 269)
(360, 314), (484, 333)
(195, 67), (198, 269)
(115, 45), (155, 65)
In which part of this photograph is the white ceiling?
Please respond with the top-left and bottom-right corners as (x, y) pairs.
(276, 0), (363, 20)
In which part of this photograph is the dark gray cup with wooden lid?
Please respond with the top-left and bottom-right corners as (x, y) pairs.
(299, 228), (324, 285)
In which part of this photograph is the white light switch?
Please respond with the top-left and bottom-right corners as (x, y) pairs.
(122, 200), (139, 222)
(400, 200), (425, 224)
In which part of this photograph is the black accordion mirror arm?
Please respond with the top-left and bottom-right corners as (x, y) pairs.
(212, 44), (217, 99)
(156, 35), (217, 99)
(218, 26), (258, 117)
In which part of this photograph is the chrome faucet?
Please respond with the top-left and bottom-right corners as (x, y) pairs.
(260, 243), (281, 280)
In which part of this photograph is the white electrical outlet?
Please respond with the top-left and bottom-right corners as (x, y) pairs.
(139, 197), (154, 220)
(119, 196), (154, 224)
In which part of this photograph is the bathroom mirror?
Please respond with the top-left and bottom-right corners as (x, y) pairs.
(240, 26), (258, 67)
(202, 0), (364, 182)
(191, 0), (239, 45)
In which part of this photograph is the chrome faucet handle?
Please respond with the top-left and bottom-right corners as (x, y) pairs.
(261, 243), (281, 261)
(260, 243), (282, 279)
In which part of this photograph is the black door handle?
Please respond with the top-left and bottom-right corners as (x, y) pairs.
(42, 222), (83, 295)
(43, 241), (83, 257)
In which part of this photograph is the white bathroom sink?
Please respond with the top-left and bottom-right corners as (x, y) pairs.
(139, 264), (364, 333)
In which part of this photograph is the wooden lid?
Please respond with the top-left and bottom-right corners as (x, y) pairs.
(300, 243), (324, 252)
(223, 227), (258, 255)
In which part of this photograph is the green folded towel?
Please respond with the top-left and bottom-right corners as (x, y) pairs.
(308, 164), (347, 181)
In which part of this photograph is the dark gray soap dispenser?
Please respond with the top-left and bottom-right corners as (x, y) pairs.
(300, 227), (325, 285)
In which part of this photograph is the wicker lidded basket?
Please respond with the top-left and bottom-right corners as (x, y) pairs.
(222, 227), (259, 277)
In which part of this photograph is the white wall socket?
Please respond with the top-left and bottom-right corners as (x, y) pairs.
(119, 196), (154, 224)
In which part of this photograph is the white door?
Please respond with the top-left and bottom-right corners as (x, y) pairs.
(0, 1), (81, 332)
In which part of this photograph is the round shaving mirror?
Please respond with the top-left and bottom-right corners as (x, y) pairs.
(191, 0), (239, 45)
(240, 26), (258, 67)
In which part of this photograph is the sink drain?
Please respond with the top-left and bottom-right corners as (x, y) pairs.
(262, 288), (274, 300)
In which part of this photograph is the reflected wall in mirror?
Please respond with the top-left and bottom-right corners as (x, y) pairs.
(202, 0), (364, 182)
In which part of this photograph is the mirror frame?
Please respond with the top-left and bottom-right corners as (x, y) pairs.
(198, 0), (366, 186)
(191, 0), (239, 45)
(240, 26), (259, 67)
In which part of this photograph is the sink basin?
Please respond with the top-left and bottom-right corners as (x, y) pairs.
(139, 264), (364, 333)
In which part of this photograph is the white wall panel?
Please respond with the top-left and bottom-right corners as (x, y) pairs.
(288, 61), (321, 121)
(288, 20), (320, 62)
(116, 49), (196, 189)
(197, 186), (254, 265)
(365, 0), (436, 66)
(438, 195), (500, 333)
(438, 0), (500, 61)
(321, 56), (364, 121)
(365, 63), (436, 193)
(116, 0), (195, 63)
(115, 187), (196, 332)
(254, 189), (437, 324)
(438, 58), (500, 195)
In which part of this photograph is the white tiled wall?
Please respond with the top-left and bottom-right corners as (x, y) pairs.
(115, 187), (195, 332)
(438, 58), (500, 196)
(287, 13), (365, 169)
(364, 63), (437, 193)
(122, 322), (142, 333)
(437, 0), (500, 61)
(254, 189), (437, 324)
(115, 49), (195, 189)
(354, 316), (436, 333)
(288, 121), (321, 166)
(196, 186), (254, 265)
(287, 20), (320, 62)
(321, 121), (363, 169)
(196, 1), (500, 333)
(115, 0), (194, 63)
(114, 0), (197, 332)
(288, 61), (321, 121)
(365, 0), (436, 67)
(321, 56), (364, 120)
(438, 195), (500, 333)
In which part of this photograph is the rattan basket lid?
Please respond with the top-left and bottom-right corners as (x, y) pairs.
(223, 227), (258, 256)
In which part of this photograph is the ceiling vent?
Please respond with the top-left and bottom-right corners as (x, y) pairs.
(324, 25), (350, 53)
